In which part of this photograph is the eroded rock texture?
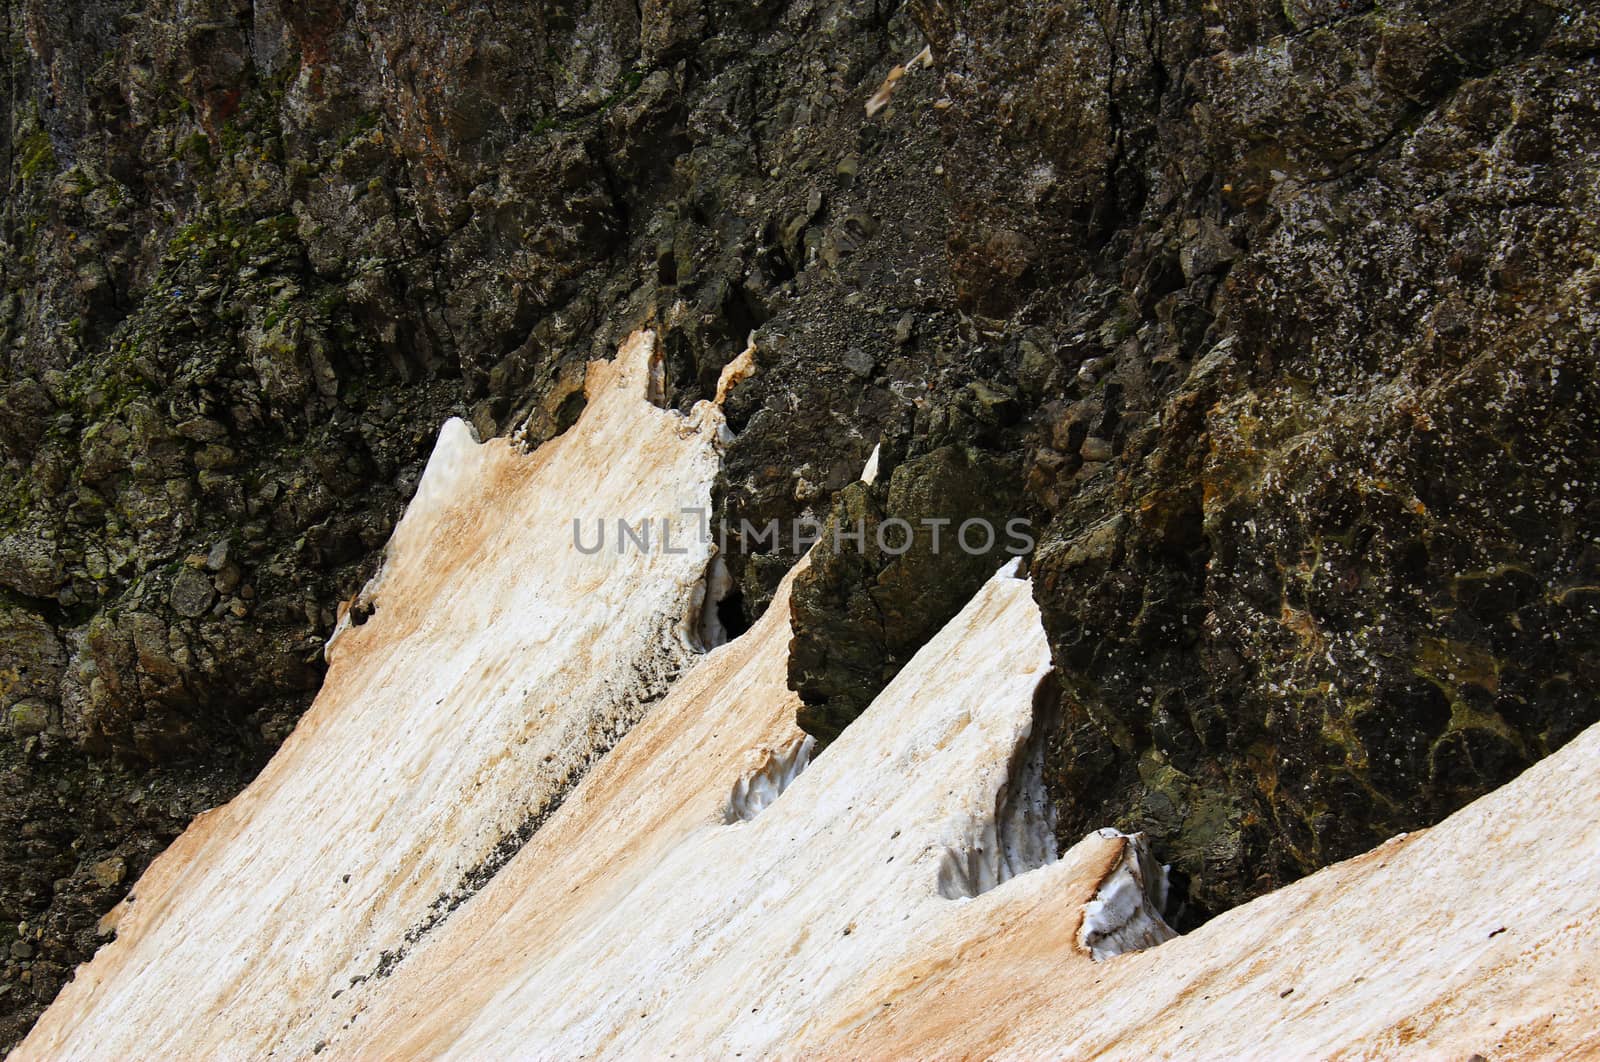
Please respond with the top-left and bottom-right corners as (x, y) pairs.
(947, 0), (1600, 924)
(0, 0), (1597, 1043)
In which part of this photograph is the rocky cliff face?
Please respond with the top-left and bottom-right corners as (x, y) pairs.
(1, 0), (1597, 1046)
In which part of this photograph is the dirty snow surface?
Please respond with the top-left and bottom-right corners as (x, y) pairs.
(21, 331), (1600, 1061)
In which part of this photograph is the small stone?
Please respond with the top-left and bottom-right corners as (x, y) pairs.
(204, 539), (231, 572)
(9, 941), (33, 960)
(91, 856), (127, 889)
(1034, 447), (1067, 472)
(193, 444), (238, 471)
(1179, 217), (1240, 281)
(214, 564), (241, 594)
(782, 212), (810, 249)
(174, 416), (228, 442)
(965, 381), (1018, 422)
(8, 701), (48, 737)
(1080, 437), (1114, 462)
(1017, 338), (1055, 392)
(843, 348), (876, 378)
(893, 315), (915, 347)
(170, 567), (218, 618)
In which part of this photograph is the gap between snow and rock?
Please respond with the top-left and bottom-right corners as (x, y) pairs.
(925, 641), (1178, 960)
(1078, 830), (1179, 961)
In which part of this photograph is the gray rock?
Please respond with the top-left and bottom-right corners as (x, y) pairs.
(893, 316), (915, 347)
(1179, 218), (1241, 281)
(843, 348), (877, 378)
(204, 540), (231, 573)
(170, 568), (218, 619)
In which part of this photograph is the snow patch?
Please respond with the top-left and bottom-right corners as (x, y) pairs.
(936, 674), (1058, 899)
(325, 417), (480, 662)
(1078, 830), (1178, 961)
(714, 335), (758, 405)
(724, 735), (816, 823)
(865, 44), (933, 117)
(860, 444), (881, 485)
(685, 553), (736, 651)
(408, 417), (482, 520)
(646, 339), (668, 408)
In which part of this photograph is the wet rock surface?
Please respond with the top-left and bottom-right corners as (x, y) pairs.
(1, 0), (1598, 1043)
